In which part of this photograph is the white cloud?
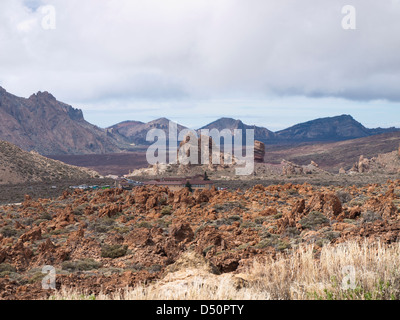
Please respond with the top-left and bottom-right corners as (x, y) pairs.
(0, 0), (399, 128)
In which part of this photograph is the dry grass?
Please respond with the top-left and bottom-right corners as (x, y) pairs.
(48, 240), (400, 300)
(49, 276), (269, 300)
(250, 240), (400, 300)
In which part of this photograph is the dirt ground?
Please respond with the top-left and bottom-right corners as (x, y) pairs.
(0, 178), (115, 205)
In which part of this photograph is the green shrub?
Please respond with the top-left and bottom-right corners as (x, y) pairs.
(203, 245), (215, 255)
(214, 201), (247, 213)
(273, 213), (283, 219)
(336, 191), (352, 204)
(229, 215), (241, 222)
(276, 240), (290, 251)
(362, 211), (382, 223)
(73, 205), (88, 216)
(240, 221), (259, 229)
(89, 217), (116, 233)
(127, 263), (144, 272)
(161, 206), (173, 216)
(0, 263), (16, 277)
(101, 244), (128, 259)
(113, 226), (130, 234)
(147, 264), (162, 273)
(324, 231), (341, 241)
(0, 226), (17, 238)
(255, 239), (273, 249)
(61, 259), (102, 272)
(28, 272), (46, 284)
(299, 211), (330, 230)
(285, 226), (301, 237)
(39, 212), (52, 220)
(286, 189), (299, 196)
(34, 219), (48, 226)
(136, 221), (153, 229)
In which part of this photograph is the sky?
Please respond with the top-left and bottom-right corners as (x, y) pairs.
(0, 0), (399, 130)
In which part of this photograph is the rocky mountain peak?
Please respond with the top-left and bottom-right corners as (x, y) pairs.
(0, 87), (125, 155)
(28, 91), (57, 101)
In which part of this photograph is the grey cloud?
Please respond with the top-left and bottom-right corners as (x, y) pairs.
(0, 0), (399, 104)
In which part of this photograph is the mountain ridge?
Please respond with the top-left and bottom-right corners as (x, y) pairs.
(0, 87), (398, 154)
(111, 113), (398, 146)
(108, 117), (188, 146)
(0, 88), (130, 155)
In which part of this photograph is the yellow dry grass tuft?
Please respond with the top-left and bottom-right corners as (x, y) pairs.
(48, 240), (400, 300)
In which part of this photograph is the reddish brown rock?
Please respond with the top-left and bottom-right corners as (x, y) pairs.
(254, 140), (265, 163)
(19, 228), (41, 243)
(306, 193), (342, 216)
(170, 223), (194, 243)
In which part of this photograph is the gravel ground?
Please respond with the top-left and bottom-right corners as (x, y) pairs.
(0, 178), (115, 205)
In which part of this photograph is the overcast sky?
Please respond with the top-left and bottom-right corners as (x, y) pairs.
(0, 0), (399, 130)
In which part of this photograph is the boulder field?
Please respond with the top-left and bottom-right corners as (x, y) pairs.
(0, 180), (400, 299)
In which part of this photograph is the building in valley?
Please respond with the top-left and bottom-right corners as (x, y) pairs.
(143, 176), (214, 191)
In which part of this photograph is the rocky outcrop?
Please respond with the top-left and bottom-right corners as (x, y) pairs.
(306, 193), (343, 217)
(178, 132), (236, 169)
(282, 160), (304, 175)
(350, 155), (371, 173)
(254, 140), (265, 163)
(281, 160), (326, 176)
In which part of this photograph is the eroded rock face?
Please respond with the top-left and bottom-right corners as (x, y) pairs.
(349, 155), (375, 174)
(34, 239), (70, 267)
(281, 160), (326, 176)
(177, 132), (236, 169)
(306, 193), (343, 216)
(19, 228), (41, 243)
(254, 140), (265, 163)
(170, 223), (194, 243)
(278, 199), (306, 232)
(362, 197), (397, 220)
(358, 155), (370, 173)
(282, 160), (304, 175)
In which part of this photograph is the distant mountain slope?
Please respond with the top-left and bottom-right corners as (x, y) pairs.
(1, 87), (398, 154)
(265, 131), (400, 172)
(112, 115), (399, 147)
(0, 87), (128, 155)
(108, 118), (187, 145)
(199, 117), (276, 143)
(275, 115), (399, 142)
(0, 140), (99, 185)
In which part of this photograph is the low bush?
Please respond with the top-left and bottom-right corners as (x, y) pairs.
(0, 226), (18, 238)
(299, 211), (330, 230)
(160, 205), (173, 216)
(62, 259), (102, 272)
(361, 211), (382, 223)
(0, 263), (17, 277)
(101, 245), (128, 259)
